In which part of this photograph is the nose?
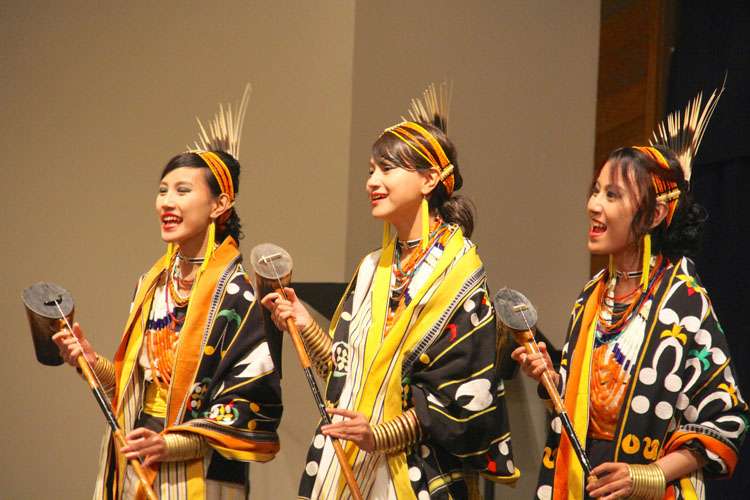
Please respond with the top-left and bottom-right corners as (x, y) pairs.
(366, 170), (381, 192)
(157, 189), (176, 210)
(587, 192), (602, 216)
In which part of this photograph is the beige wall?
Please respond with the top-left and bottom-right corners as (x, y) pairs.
(1, 1), (354, 498)
(1, 1), (599, 498)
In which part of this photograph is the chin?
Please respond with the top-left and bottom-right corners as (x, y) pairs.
(587, 242), (608, 255)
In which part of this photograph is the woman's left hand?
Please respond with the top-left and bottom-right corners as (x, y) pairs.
(586, 462), (632, 499)
(320, 408), (375, 452)
(120, 427), (167, 467)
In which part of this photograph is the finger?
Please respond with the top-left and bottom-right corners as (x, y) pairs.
(126, 427), (152, 441)
(326, 407), (360, 419)
(320, 422), (350, 433)
(51, 331), (69, 343)
(538, 341), (547, 352)
(591, 477), (630, 498)
(591, 462), (619, 476)
(323, 430), (352, 441)
(510, 347), (526, 361)
(531, 364), (549, 378)
(260, 293), (280, 309)
(284, 288), (298, 301)
(72, 322), (86, 340)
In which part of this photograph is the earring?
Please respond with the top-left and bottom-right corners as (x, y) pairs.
(640, 233), (651, 291)
(382, 221), (391, 249)
(420, 197), (429, 250)
(198, 220), (217, 276)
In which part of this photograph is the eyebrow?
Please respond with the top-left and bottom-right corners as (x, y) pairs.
(160, 180), (194, 186)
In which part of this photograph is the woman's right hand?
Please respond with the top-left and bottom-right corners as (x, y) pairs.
(510, 341), (558, 386)
(51, 322), (97, 367)
(260, 287), (312, 332)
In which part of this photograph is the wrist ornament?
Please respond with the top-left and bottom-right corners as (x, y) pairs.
(371, 408), (421, 454)
(627, 463), (666, 499)
(163, 432), (210, 462)
(300, 319), (333, 375)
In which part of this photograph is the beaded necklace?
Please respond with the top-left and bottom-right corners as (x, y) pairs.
(596, 255), (666, 343)
(589, 257), (668, 439)
(387, 219), (451, 329)
(145, 251), (198, 388)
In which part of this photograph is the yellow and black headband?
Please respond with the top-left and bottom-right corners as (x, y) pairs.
(198, 151), (235, 202)
(385, 120), (456, 196)
(632, 146), (680, 227)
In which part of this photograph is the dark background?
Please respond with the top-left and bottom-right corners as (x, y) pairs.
(667, 2), (750, 497)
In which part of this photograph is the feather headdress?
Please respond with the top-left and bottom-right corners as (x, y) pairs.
(404, 81), (452, 133)
(191, 83), (252, 161)
(650, 77), (725, 183)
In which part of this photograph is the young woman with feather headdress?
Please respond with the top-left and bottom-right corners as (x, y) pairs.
(52, 85), (283, 499)
(262, 83), (517, 499)
(513, 83), (749, 499)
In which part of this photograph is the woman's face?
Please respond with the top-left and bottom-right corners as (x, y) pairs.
(156, 167), (219, 250)
(366, 158), (430, 227)
(586, 160), (641, 259)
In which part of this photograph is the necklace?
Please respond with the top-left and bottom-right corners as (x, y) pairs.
(614, 269), (642, 280)
(167, 252), (192, 307)
(397, 237), (422, 250)
(387, 219), (451, 329)
(178, 252), (205, 265)
(597, 255), (666, 341)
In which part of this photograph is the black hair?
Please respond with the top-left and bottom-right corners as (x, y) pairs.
(160, 151), (243, 242)
(371, 122), (475, 237)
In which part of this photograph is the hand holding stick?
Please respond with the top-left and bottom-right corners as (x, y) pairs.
(494, 287), (595, 479)
(251, 244), (364, 500)
(22, 282), (158, 500)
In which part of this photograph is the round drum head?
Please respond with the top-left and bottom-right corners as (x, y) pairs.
(493, 287), (538, 331)
(249, 243), (293, 280)
(22, 282), (74, 319)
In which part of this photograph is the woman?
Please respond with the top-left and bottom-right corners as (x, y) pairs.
(262, 84), (517, 499)
(513, 92), (748, 499)
(53, 89), (282, 499)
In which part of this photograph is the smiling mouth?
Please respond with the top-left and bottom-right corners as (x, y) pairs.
(590, 221), (607, 236)
(370, 193), (386, 203)
(161, 214), (182, 228)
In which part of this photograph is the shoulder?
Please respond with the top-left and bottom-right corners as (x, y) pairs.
(217, 261), (257, 304)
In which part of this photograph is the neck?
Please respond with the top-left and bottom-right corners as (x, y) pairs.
(392, 208), (434, 243)
(611, 243), (641, 274)
(173, 229), (210, 277)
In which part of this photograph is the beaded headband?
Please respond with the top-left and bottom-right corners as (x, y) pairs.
(385, 121), (455, 195)
(632, 146), (680, 227)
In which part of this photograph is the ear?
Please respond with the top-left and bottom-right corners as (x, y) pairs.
(650, 201), (669, 229)
(420, 169), (441, 196)
(210, 193), (233, 220)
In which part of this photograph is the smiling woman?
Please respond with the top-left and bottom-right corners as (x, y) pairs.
(262, 83), (518, 499)
(51, 88), (283, 499)
(513, 87), (749, 500)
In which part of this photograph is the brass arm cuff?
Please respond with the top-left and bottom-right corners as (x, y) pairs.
(300, 319), (333, 376)
(78, 355), (116, 388)
(627, 463), (666, 499)
(93, 355), (116, 388)
(163, 432), (210, 462)
(371, 408), (421, 454)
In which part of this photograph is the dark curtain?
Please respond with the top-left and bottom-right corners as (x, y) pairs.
(667, 2), (750, 497)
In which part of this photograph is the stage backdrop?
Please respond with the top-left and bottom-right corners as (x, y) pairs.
(0, 1), (599, 498)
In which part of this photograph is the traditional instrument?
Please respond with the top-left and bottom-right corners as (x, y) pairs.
(22, 282), (158, 500)
(493, 287), (595, 478)
(250, 243), (364, 500)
